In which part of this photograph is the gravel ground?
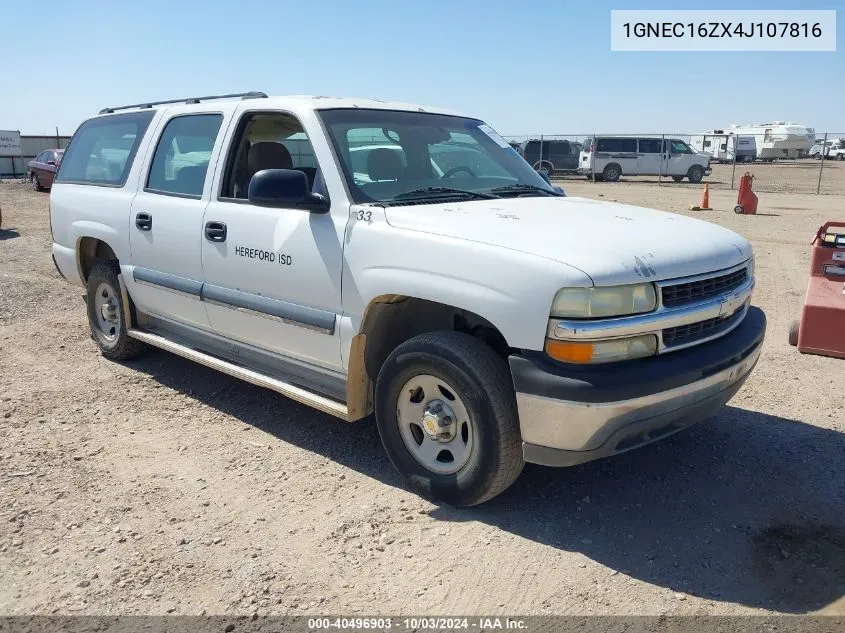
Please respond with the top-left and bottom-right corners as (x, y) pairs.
(1, 179), (843, 616)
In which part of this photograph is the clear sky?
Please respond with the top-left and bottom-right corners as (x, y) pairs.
(1, 0), (842, 136)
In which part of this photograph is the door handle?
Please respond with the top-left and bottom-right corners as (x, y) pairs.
(135, 212), (152, 231)
(204, 221), (227, 242)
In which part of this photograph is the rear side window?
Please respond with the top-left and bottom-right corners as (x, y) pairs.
(638, 139), (662, 153)
(56, 111), (155, 186)
(597, 138), (637, 153)
(146, 114), (223, 197)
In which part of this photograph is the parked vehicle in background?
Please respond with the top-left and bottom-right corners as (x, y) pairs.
(727, 122), (814, 160)
(27, 149), (63, 191)
(50, 92), (764, 506)
(578, 137), (711, 183)
(519, 139), (581, 175)
(690, 132), (756, 163)
(808, 141), (830, 159)
(828, 140), (845, 160)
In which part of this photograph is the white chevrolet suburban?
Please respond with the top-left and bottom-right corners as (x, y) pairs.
(50, 92), (766, 506)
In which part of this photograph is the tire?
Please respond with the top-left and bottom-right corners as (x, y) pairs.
(734, 205), (744, 214)
(534, 161), (554, 176)
(788, 320), (799, 347)
(687, 165), (705, 184)
(30, 172), (43, 192)
(838, 153), (845, 161)
(671, 176), (683, 183)
(86, 261), (147, 361)
(374, 331), (524, 506)
(602, 164), (621, 183)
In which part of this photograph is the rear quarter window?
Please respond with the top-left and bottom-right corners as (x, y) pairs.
(56, 111), (155, 186)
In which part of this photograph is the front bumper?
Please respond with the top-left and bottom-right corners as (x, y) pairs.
(509, 306), (766, 467)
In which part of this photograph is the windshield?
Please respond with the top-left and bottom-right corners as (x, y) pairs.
(319, 109), (556, 204)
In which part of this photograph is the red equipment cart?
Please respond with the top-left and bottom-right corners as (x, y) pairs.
(789, 221), (845, 358)
(734, 172), (758, 215)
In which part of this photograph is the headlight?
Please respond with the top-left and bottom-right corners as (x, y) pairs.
(545, 335), (658, 364)
(550, 283), (656, 318)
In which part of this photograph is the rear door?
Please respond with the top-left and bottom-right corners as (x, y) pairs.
(596, 138), (638, 175)
(636, 138), (662, 175)
(43, 151), (58, 187)
(128, 110), (227, 329)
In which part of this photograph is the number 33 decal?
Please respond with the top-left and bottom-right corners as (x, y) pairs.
(356, 210), (372, 222)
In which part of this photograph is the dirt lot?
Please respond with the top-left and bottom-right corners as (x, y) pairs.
(555, 159), (845, 195)
(1, 180), (844, 617)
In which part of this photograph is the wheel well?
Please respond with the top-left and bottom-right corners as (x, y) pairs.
(346, 296), (511, 421)
(77, 237), (118, 282)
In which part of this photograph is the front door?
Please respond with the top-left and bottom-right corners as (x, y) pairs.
(663, 139), (693, 176)
(201, 109), (345, 371)
(128, 112), (226, 329)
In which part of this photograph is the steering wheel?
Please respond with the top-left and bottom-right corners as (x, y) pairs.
(441, 166), (476, 179)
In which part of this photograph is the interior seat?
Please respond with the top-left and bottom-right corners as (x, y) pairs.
(367, 148), (403, 181)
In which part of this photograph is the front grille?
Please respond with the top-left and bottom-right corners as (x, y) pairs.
(662, 306), (746, 347)
(661, 268), (747, 308)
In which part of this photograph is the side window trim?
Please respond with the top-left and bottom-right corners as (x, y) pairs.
(143, 112), (224, 200)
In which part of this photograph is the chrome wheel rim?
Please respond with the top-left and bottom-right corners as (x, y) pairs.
(94, 282), (120, 342)
(31, 174), (38, 190)
(396, 374), (474, 475)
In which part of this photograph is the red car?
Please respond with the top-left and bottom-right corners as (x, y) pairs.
(27, 149), (64, 191)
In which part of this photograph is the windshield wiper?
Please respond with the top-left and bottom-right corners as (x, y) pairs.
(393, 187), (498, 201)
(489, 184), (562, 197)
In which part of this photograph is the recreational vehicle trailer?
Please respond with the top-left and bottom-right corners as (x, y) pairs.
(726, 122), (814, 160)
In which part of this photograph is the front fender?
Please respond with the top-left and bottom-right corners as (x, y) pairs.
(342, 220), (591, 351)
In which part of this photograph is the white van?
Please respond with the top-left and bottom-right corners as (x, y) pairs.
(578, 136), (711, 183)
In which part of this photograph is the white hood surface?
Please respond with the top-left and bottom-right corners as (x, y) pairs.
(384, 196), (752, 286)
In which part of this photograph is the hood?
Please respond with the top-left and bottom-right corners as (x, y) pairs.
(384, 196), (751, 286)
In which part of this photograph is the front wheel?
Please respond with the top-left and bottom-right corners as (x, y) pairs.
(86, 262), (147, 360)
(30, 173), (43, 192)
(375, 331), (524, 506)
(687, 165), (705, 183)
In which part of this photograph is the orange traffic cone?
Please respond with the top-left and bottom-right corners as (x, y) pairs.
(689, 184), (712, 211)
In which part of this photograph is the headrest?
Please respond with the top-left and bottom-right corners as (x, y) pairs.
(367, 148), (402, 181)
(248, 142), (292, 174)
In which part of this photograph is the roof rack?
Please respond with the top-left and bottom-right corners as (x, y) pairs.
(99, 91), (267, 114)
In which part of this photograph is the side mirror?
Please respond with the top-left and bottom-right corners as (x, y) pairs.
(248, 169), (329, 213)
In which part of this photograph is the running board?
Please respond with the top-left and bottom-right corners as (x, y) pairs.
(127, 328), (349, 420)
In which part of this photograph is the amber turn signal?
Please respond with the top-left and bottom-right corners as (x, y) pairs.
(545, 340), (595, 364)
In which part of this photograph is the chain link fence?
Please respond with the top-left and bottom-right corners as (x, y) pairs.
(503, 133), (845, 195)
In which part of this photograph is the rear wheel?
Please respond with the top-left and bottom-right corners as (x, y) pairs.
(602, 164), (621, 183)
(838, 153), (845, 161)
(687, 165), (705, 183)
(375, 331), (524, 506)
(788, 320), (800, 347)
(86, 262), (147, 360)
